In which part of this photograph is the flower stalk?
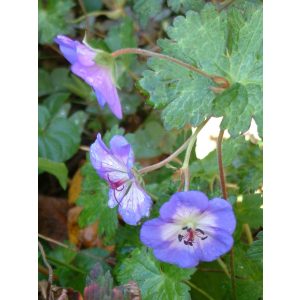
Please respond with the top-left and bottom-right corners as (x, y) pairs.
(111, 48), (229, 87)
(217, 129), (237, 300)
(139, 118), (209, 175)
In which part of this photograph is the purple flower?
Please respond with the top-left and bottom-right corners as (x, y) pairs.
(90, 133), (152, 225)
(54, 35), (122, 119)
(140, 191), (236, 268)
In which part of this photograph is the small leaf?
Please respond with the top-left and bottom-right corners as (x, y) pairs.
(38, 105), (81, 162)
(38, 157), (68, 189)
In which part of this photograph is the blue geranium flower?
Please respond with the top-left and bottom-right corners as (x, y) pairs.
(54, 35), (122, 119)
(90, 134), (152, 225)
(140, 191), (236, 268)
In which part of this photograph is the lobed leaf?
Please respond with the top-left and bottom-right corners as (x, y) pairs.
(117, 247), (195, 300)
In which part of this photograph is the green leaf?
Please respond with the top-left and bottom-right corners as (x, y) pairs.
(38, 0), (75, 44)
(225, 8), (263, 136)
(167, 0), (205, 13)
(235, 194), (263, 229)
(125, 121), (177, 159)
(133, 0), (164, 27)
(43, 92), (70, 115)
(38, 68), (70, 97)
(139, 7), (226, 130)
(105, 17), (137, 69)
(38, 69), (52, 96)
(69, 111), (88, 134)
(117, 247), (195, 300)
(212, 83), (249, 136)
(83, 0), (103, 12)
(38, 105), (81, 162)
(38, 157), (68, 189)
(247, 231), (263, 265)
(232, 242), (263, 299)
(76, 160), (118, 244)
(139, 5), (262, 136)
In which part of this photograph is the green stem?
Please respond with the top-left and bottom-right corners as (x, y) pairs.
(184, 280), (215, 300)
(243, 224), (253, 244)
(217, 258), (231, 279)
(111, 48), (229, 87)
(181, 119), (210, 191)
(69, 9), (123, 23)
(217, 129), (237, 300)
(139, 119), (208, 175)
(47, 256), (86, 275)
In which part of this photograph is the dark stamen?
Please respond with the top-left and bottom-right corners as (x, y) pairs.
(195, 228), (205, 235)
(178, 234), (183, 242)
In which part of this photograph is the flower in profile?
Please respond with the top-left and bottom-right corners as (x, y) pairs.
(54, 35), (122, 119)
(140, 191), (236, 268)
(90, 133), (152, 225)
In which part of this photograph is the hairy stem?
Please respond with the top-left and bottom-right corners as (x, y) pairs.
(184, 280), (215, 300)
(139, 119), (209, 175)
(217, 129), (237, 300)
(217, 130), (228, 199)
(181, 120), (209, 191)
(111, 48), (229, 86)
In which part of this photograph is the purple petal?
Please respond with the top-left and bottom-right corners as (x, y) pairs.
(108, 182), (130, 208)
(94, 89), (106, 107)
(140, 218), (172, 248)
(159, 191), (209, 221)
(109, 136), (134, 170)
(90, 134), (129, 183)
(75, 42), (96, 66)
(93, 72), (122, 119)
(200, 198), (236, 234)
(71, 63), (122, 119)
(141, 218), (199, 268)
(54, 35), (77, 64)
(195, 228), (234, 262)
(153, 242), (199, 268)
(116, 181), (152, 225)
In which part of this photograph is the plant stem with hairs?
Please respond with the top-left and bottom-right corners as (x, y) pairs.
(217, 129), (237, 300)
(111, 48), (229, 87)
(139, 118), (210, 175)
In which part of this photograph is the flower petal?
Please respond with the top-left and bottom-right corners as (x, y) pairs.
(90, 134), (129, 183)
(198, 198), (236, 234)
(109, 135), (134, 170)
(54, 35), (77, 64)
(71, 63), (122, 119)
(140, 218), (174, 248)
(116, 181), (152, 225)
(195, 228), (234, 262)
(159, 191), (209, 222)
(75, 42), (96, 66)
(153, 242), (200, 268)
(94, 89), (106, 107)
